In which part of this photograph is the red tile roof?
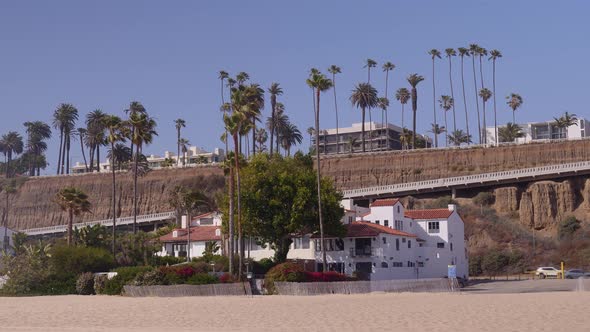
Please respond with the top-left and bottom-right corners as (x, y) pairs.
(314, 221), (416, 238)
(370, 198), (400, 207)
(159, 226), (221, 243)
(405, 209), (453, 219)
(192, 211), (217, 221)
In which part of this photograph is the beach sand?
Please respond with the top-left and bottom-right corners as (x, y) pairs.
(1, 292), (589, 331)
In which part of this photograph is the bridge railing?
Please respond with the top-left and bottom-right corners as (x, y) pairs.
(23, 211), (176, 236)
(342, 161), (590, 198)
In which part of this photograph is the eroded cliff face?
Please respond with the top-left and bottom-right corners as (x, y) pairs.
(321, 139), (590, 190)
(7, 167), (225, 230)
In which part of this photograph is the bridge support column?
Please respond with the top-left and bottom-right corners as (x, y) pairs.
(451, 188), (457, 199)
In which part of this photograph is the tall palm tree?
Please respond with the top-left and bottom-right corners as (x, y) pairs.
(445, 48), (458, 133)
(479, 88), (492, 144)
(178, 138), (190, 165)
(377, 97), (390, 150)
(306, 70), (333, 272)
(223, 115), (238, 276)
(0, 132), (23, 178)
(382, 62), (395, 148)
(218, 70), (229, 105)
(104, 115), (124, 256)
(364, 59), (377, 83)
(76, 128), (89, 173)
(439, 95), (454, 147)
(498, 122), (524, 143)
(128, 112), (158, 233)
(350, 83), (378, 152)
(268, 83), (283, 155)
(428, 49), (442, 147)
(469, 44), (482, 143)
(307, 127), (314, 148)
(23, 121), (51, 176)
(174, 119), (186, 166)
(86, 110), (107, 172)
(554, 112), (578, 139)
(107, 143), (131, 171)
(52, 103), (78, 174)
(55, 187), (91, 246)
(448, 130), (472, 146)
(458, 47), (471, 143)
(399, 128), (412, 150)
(266, 102), (288, 154)
(278, 122), (303, 156)
(395, 88), (411, 129)
(124, 101), (147, 160)
(429, 123), (446, 147)
(328, 65), (342, 153)
(488, 50), (502, 144)
(236, 72), (249, 85)
(506, 93), (523, 124)
(407, 74), (425, 149)
(255, 128), (268, 152)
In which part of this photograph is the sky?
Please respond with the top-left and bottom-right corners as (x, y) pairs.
(1, 0), (589, 174)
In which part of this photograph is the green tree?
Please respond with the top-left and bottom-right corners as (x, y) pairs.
(86, 110), (107, 173)
(55, 187), (92, 246)
(23, 121), (52, 176)
(107, 143), (131, 170)
(445, 48), (458, 133)
(488, 50), (502, 144)
(479, 88), (492, 144)
(267, 83), (283, 155)
(395, 88), (411, 129)
(0, 132), (24, 178)
(218, 70), (229, 105)
(174, 119), (186, 166)
(328, 65), (342, 153)
(458, 47), (471, 142)
(554, 112), (578, 139)
(448, 130), (472, 146)
(558, 216), (581, 240)
(278, 123), (303, 156)
(52, 103), (78, 175)
(350, 83), (378, 152)
(364, 58), (377, 83)
(255, 128), (268, 152)
(178, 138), (190, 165)
(498, 122), (524, 143)
(439, 95), (454, 147)
(407, 74), (425, 149)
(429, 124), (446, 146)
(76, 128), (89, 172)
(428, 49), (442, 147)
(104, 115), (124, 256)
(236, 154), (345, 263)
(506, 93), (523, 124)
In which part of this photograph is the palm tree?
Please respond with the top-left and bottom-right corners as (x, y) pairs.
(554, 112), (578, 139)
(448, 129), (472, 146)
(174, 119), (186, 166)
(278, 122), (303, 156)
(236, 72), (249, 85)
(479, 88), (492, 144)
(23, 121), (51, 176)
(429, 123), (446, 147)
(506, 93), (523, 124)
(55, 187), (91, 246)
(498, 122), (524, 143)
(469, 44), (482, 143)
(428, 49), (442, 147)
(179, 138), (190, 165)
(306, 70), (333, 272)
(307, 127), (315, 147)
(86, 110), (107, 172)
(107, 143), (131, 170)
(458, 47), (471, 143)
(407, 74), (425, 149)
(377, 97), (390, 150)
(266, 102), (288, 154)
(104, 115), (124, 256)
(364, 59), (377, 83)
(0, 132), (23, 178)
(382, 62), (395, 147)
(350, 83), (379, 152)
(445, 48), (458, 133)
(255, 128), (268, 152)
(268, 83), (283, 155)
(52, 103), (78, 174)
(439, 95), (454, 146)
(328, 65), (342, 153)
(128, 112), (157, 233)
(218, 70), (229, 105)
(124, 101), (147, 159)
(489, 50), (502, 144)
(395, 88), (411, 129)
(76, 128), (89, 172)
(347, 137), (358, 153)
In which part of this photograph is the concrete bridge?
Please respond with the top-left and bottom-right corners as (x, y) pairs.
(23, 211), (176, 236)
(342, 161), (590, 200)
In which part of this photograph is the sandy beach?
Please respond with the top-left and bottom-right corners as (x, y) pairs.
(1, 292), (589, 331)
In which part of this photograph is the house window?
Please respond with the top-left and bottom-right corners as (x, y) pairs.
(314, 239), (321, 252)
(382, 237), (387, 244)
(418, 262), (424, 267)
(395, 220), (403, 231)
(428, 221), (440, 234)
(408, 240), (411, 249)
(384, 220), (389, 227)
(375, 220), (380, 225)
(437, 242), (445, 249)
(381, 262), (388, 268)
(407, 261), (415, 268)
(334, 239), (344, 251)
(302, 236), (310, 249)
(395, 238), (400, 251)
(392, 262), (403, 267)
(402, 238), (406, 243)
(397, 206), (400, 213)
(450, 243), (453, 251)
(348, 216), (353, 224)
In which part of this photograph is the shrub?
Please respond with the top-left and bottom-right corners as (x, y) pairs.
(102, 266), (153, 295)
(192, 255), (228, 272)
(94, 275), (108, 295)
(558, 216), (580, 239)
(304, 271), (347, 282)
(252, 258), (276, 275)
(150, 255), (185, 266)
(473, 192), (495, 206)
(133, 270), (167, 286)
(264, 262), (305, 294)
(219, 273), (234, 283)
(186, 273), (218, 285)
(427, 196), (457, 209)
(50, 246), (116, 280)
(76, 272), (96, 295)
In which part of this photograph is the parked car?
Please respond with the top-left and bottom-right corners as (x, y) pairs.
(565, 269), (589, 279)
(535, 267), (561, 279)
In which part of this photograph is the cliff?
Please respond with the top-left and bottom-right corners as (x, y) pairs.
(320, 139), (590, 190)
(4, 167), (225, 230)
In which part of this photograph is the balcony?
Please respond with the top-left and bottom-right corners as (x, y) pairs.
(350, 247), (382, 257)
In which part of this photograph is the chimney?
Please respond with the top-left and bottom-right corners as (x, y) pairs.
(448, 204), (456, 212)
(181, 215), (188, 229)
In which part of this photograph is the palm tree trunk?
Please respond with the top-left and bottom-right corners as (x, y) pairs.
(361, 108), (366, 152)
(479, 55), (486, 144)
(444, 112), (448, 147)
(492, 60), (498, 145)
(111, 141), (117, 257)
(461, 57), (470, 144)
(61, 132), (67, 174)
(96, 145), (100, 173)
(252, 119), (256, 155)
(513, 110), (516, 124)
(368, 109), (373, 151)
(472, 57), (481, 144)
(401, 104), (405, 129)
(177, 128), (180, 167)
(314, 88), (327, 273)
(3, 190), (8, 250)
(270, 102), (275, 155)
(67, 209), (73, 246)
(432, 59), (438, 148)
(66, 135), (71, 174)
(133, 150), (138, 234)
(385, 70), (389, 150)
(449, 56), (457, 133)
(186, 211), (191, 262)
(412, 88), (417, 149)
(333, 73), (340, 154)
(57, 129), (63, 175)
(228, 165), (235, 276)
(80, 134), (88, 172)
(233, 133), (243, 279)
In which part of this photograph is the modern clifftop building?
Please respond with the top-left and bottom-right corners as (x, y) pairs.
(72, 146), (224, 174)
(313, 122), (431, 154)
(486, 118), (588, 144)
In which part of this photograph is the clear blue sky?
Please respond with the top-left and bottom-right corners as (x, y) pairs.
(1, 1), (588, 173)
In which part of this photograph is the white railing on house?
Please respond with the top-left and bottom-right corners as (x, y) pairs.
(23, 211), (176, 236)
(342, 161), (590, 199)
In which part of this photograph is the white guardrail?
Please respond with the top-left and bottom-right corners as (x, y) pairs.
(342, 161), (590, 198)
(23, 211), (176, 236)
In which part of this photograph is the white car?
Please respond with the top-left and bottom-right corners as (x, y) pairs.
(535, 267), (561, 279)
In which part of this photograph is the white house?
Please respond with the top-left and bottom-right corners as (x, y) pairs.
(158, 212), (222, 259)
(485, 117), (588, 144)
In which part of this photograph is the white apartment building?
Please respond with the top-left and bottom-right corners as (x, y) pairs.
(158, 199), (468, 281)
(72, 146), (225, 174)
(485, 117), (588, 144)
